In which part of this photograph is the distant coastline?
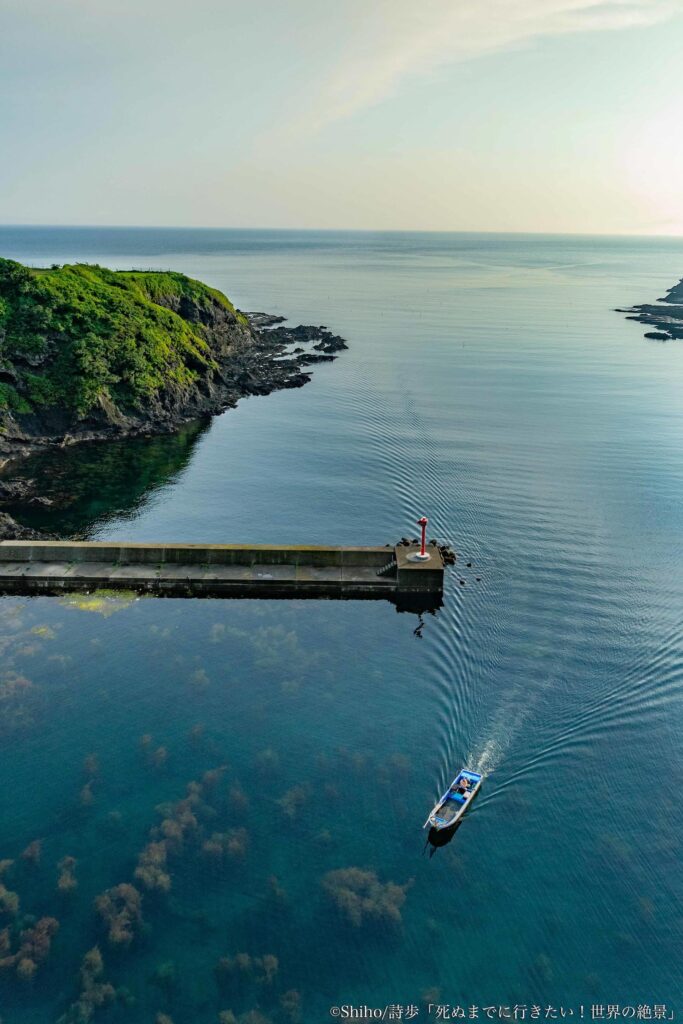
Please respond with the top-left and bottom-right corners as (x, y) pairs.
(618, 275), (683, 341)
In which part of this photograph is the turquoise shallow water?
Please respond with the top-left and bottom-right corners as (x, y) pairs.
(0, 228), (682, 1022)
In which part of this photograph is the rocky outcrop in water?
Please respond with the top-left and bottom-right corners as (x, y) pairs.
(617, 275), (683, 341)
(0, 512), (45, 540)
(245, 314), (348, 364)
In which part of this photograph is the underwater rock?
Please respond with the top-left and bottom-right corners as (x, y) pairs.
(79, 781), (95, 807)
(57, 856), (78, 894)
(253, 748), (280, 775)
(95, 884), (142, 947)
(280, 989), (302, 1023)
(0, 672), (36, 736)
(265, 875), (289, 909)
(215, 951), (278, 990)
(277, 785), (308, 821)
(321, 867), (412, 928)
(189, 723), (206, 743)
(82, 754), (100, 778)
(228, 784), (249, 818)
(16, 956), (37, 982)
(58, 946), (116, 1024)
(0, 512), (47, 541)
(189, 667), (210, 691)
(151, 960), (177, 992)
(134, 843), (171, 893)
(151, 746), (169, 770)
(201, 766), (227, 791)
(257, 953), (278, 985)
(0, 916), (59, 979)
(0, 883), (20, 917)
(202, 829), (249, 862)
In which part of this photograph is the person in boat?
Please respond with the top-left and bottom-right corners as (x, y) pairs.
(456, 777), (471, 795)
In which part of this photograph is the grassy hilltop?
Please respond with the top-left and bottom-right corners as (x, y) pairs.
(0, 258), (248, 419)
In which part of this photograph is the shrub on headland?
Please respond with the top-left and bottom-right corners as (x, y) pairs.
(0, 258), (247, 420)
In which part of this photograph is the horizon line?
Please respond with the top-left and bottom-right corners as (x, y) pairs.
(1, 223), (683, 242)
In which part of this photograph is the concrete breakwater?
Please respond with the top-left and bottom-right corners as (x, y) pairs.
(0, 541), (445, 606)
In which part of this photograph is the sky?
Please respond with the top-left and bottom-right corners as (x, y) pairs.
(2, 0), (683, 234)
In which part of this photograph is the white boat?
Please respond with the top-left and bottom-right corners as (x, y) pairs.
(424, 769), (482, 831)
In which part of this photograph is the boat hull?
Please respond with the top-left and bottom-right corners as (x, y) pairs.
(424, 769), (482, 830)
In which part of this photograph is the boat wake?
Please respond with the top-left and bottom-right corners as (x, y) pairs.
(467, 685), (542, 779)
(468, 736), (505, 777)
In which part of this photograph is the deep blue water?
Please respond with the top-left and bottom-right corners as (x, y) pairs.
(0, 228), (682, 1022)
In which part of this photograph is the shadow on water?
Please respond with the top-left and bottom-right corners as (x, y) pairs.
(425, 818), (464, 857)
(0, 420), (208, 537)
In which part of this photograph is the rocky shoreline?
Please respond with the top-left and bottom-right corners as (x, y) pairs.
(0, 309), (347, 540)
(617, 274), (683, 341)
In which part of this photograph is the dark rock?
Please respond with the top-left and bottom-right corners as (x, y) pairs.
(256, 320), (349, 357)
(0, 512), (47, 540)
(619, 277), (683, 341)
(0, 478), (37, 504)
(299, 353), (335, 364)
(242, 311), (287, 328)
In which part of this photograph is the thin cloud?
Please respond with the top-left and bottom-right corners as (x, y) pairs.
(301, 0), (682, 131)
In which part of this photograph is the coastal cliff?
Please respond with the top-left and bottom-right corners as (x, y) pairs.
(0, 259), (346, 464)
(0, 258), (346, 538)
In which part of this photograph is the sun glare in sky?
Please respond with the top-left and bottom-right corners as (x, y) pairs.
(1, 0), (683, 233)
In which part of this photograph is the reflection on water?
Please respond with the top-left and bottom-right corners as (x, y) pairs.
(1, 421), (207, 538)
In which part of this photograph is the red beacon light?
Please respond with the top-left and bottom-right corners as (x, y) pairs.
(411, 515), (431, 561)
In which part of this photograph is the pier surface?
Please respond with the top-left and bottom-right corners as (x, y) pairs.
(0, 541), (444, 605)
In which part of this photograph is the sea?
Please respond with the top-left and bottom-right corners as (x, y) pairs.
(0, 227), (681, 1022)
